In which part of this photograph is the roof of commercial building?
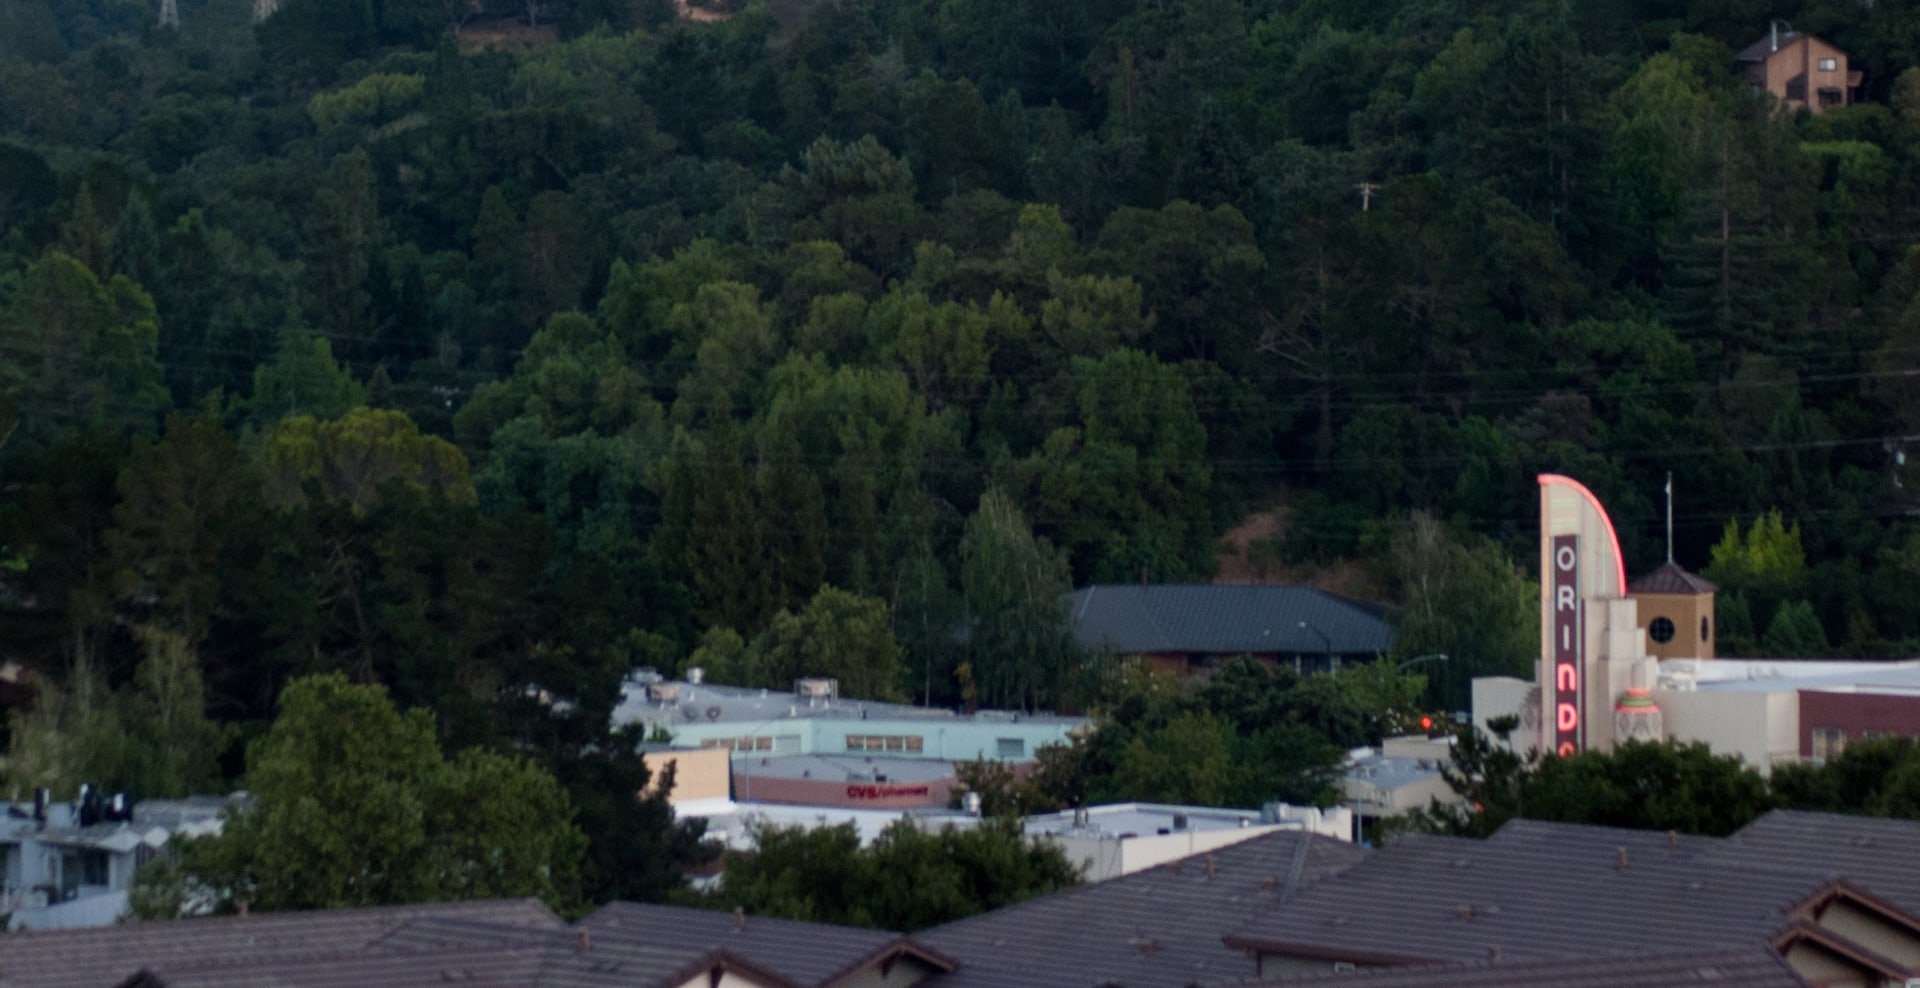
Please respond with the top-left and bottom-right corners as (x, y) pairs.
(1243, 946), (1807, 987)
(612, 678), (1083, 731)
(918, 830), (1369, 987)
(1668, 659), (1920, 696)
(1022, 803), (1269, 840)
(1224, 811), (1920, 970)
(1627, 561), (1717, 595)
(1343, 754), (1448, 795)
(1068, 585), (1395, 657)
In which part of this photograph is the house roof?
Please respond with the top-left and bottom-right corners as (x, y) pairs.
(1222, 826), (1841, 966)
(1736, 31), (1806, 62)
(916, 830), (1369, 987)
(1718, 810), (1920, 916)
(1225, 812), (1920, 973)
(573, 901), (944, 986)
(1067, 585), (1395, 657)
(0, 898), (563, 988)
(1231, 946), (1809, 987)
(1628, 561), (1717, 595)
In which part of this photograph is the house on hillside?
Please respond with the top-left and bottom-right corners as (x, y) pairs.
(1067, 584), (1395, 677)
(1737, 22), (1862, 113)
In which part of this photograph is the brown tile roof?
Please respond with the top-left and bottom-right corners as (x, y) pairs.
(0, 898), (562, 988)
(1222, 828), (1837, 966)
(573, 901), (949, 986)
(1224, 946), (1809, 987)
(1627, 561), (1717, 595)
(1717, 810), (1920, 916)
(917, 830), (1369, 988)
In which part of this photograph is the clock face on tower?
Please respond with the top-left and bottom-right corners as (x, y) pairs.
(1649, 616), (1676, 644)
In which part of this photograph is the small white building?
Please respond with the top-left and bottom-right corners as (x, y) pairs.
(0, 790), (239, 930)
(1023, 802), (1352, 882)
(1342, 735), (1460, 823)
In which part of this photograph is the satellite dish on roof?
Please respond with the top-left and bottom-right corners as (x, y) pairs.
(706, 705), (722, 722)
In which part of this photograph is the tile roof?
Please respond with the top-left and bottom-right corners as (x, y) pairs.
(917, 830), (1369, 987)
(1222, 828), (1837, 966)
(1716, 810), (1920, 915)
(573, 901), (927, 986)
(1234, 946), (1809, 987)
(0, 898), (563, 988)
(1736, 31), (1804, 61)
(1067, 585), (1395, 657)
(1627, 561), (1717, 595)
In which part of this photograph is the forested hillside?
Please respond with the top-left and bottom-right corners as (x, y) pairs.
(3, 0), (1920, 896)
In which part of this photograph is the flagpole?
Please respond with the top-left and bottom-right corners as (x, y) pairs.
(1665, 473), (1674, 564)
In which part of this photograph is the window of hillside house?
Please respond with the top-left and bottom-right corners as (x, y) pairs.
(1786, 77), (1807, 100)
(1818, 88), (1843, 107)
(1818, 57), (1837, 71)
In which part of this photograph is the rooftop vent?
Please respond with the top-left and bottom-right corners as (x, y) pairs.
(795, 677), (838, 700)
(647, 682), (681, 704)
(686, 666), (705, 686)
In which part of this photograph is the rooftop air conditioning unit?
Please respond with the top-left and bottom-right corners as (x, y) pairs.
(795, 677), (839, 700)
(647, 682), (681, 704)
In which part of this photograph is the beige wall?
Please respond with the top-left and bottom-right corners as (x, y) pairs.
(1046, 825), (1285, 883)
(1654, 688), (1799, 772)
(642, 747), (732, 804)
(1818, 900), (1920, 969)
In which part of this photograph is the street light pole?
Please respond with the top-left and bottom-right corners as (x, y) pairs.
(1397, 653), (1449, 673)
(1298, 621), (1334, 673)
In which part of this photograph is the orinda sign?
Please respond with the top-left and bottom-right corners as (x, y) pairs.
(1551, 534), (1582, 756)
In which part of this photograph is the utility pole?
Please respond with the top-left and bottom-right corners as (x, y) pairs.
(1355, 182), (1379, 212)
(158, 0), (179, 29)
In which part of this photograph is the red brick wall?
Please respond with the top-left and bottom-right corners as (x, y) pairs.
(1799, 690), (1920, 757)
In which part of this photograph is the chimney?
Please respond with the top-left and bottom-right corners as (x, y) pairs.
(732, 907), (746, 932)
(578, 931), (591, 951)
(1771, 19), (1778, 51)
(1616, 847), (1629, 871)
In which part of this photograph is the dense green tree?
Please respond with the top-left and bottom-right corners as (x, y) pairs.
(0, 253), (167, 441)
(747, 586), (908, 701)
(138, 674), (584, 914)
(958, 490), (1078, 711)
(701, 818), (1077, 930)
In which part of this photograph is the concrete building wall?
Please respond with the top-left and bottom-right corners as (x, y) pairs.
(642, 747), (732, 805)
(1044, 825), (1284, 883)
(1654, 688), (1799, 771)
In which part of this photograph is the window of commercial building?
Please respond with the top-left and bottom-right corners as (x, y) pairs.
(702, 735), (777, 753)
(846, 734), (925, 753)
(1818, 57), (1837, 71)
(1701, 616), (1711, 642)
(997, 738), (1025, 758)
(1811, 727), (1847, 762)
(1649, 617), (1675, 644)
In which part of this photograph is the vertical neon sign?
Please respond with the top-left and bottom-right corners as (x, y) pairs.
(1552, 534), (1582, 756)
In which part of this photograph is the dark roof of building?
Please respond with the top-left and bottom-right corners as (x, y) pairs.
(574, 901), (951, 986)
(19, 898), (957, 988)
(1628, 561), (1717, 595)
(1736, 31), (1806, 61)
(1717, 810), (1920, 916)
(917, 830), (1370, 987)
(1067, 585), (1395, 657)
(1222, 826), (1840, 966)
(0, 898), (563, 988)
(1236, 946), (1809, 988)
